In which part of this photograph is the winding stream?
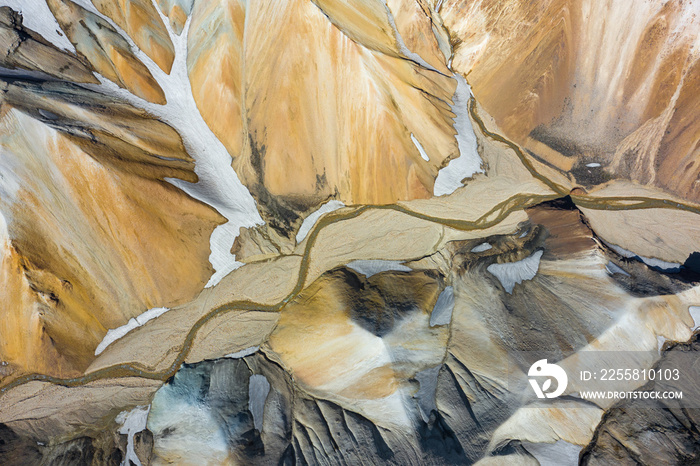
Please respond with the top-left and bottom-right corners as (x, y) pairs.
(2, 93), (699, 397)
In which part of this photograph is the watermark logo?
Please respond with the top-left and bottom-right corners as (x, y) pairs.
(528, 359), (568, 399)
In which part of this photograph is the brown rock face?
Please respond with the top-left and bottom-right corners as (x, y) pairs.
(186, 0), (463, 218)
(0, 91), (223, 377)
(581, 334), (700, 465)
(91, 0), (175, 73)
(441, 0), (699, 201)
(2, 79), (196, 182)
(268, 267), (445, 401)
(155, 0), (193, 35)
(0, 1), (698, 464)
(0, 7), (97, 84)
(46, 0), (167, 104)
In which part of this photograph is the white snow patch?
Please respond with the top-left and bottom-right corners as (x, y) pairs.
(116, 406), (150, 466)
(382, 1), (439, 72)
(586, 162), (601, 168)
(471, 242), (492, 253)
(657, 335), (668, 353)
(487, 250), (543, 294)
(134, 306), (169, 325)
(605, 241), (681, 272)
(605, 261), (630, 277)
(79, 5), (263, 288)
(522, 440), (582, 466)
(95, 307), (170, 355)
(636, 255), (682, 272)
(0, 0), (75, 52)
(381, 1), (486, 197)
(225, 346), (259, 359)
(346, 260), (411, 278)
(248, 374), (270, 431)
(414, 365), (441, 422)
(410, 133), (430, 161)
(148, 386), (229, 463)
(641, 256), (682, 272)
(430, 286), (454, 327)
(433, 73), (483, 196)
(689, 306), (700, 331)
(296, 200), (345, 243)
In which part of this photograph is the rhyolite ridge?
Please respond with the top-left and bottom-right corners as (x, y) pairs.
(0, 0), (699, 465)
